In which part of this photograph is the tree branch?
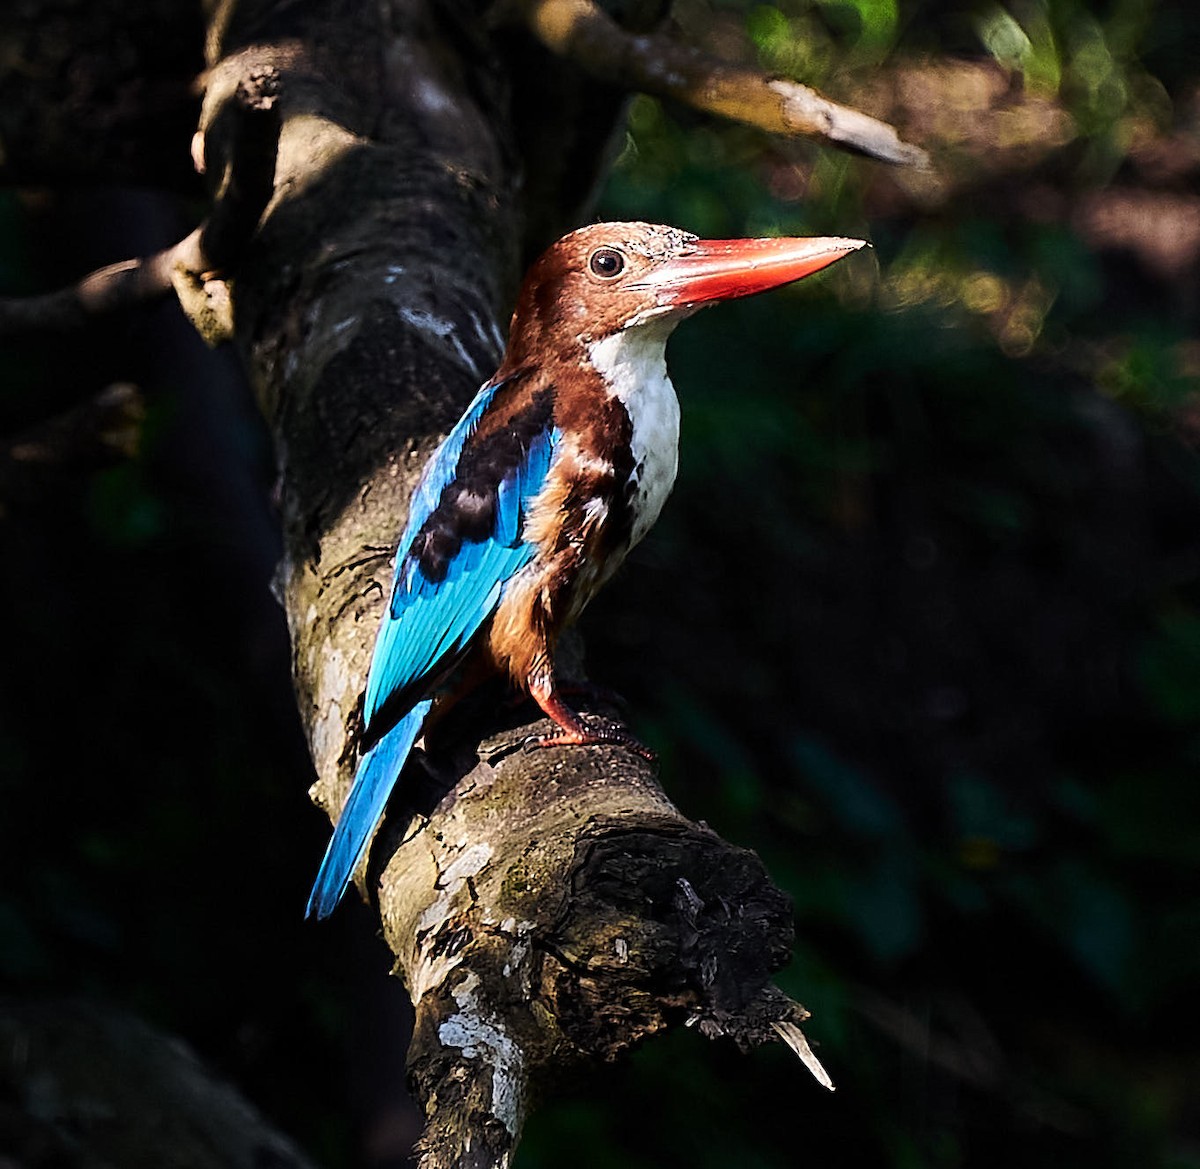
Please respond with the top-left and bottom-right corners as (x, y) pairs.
(519, 0), (929, 167)
(0, 239), (196, 337)
(0, 71), (279, 344)
(395, 737), (829, 1168)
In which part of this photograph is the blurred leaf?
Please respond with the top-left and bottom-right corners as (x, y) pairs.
(977, 3), (1062, 92)
(948, 771), (1040, 852)
(86, 463), (165, 547)
(1054, 860), (1136, 992)
(792, 735), (906, 839)
(1139, 611), (1200, 725)
(847, 851), (923, 960)
(0, 900), (50, 981)
(814, 0), (898, 54)
(1098, 331), (1197, 421)
(1099, 769), (1200, 865)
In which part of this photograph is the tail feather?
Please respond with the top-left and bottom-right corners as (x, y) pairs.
(305, 699), (433, 919)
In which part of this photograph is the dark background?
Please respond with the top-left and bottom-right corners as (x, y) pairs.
(2, 2), (1198, 1167)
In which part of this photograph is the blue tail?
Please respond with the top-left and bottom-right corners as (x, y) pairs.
(305, 698), (434, 919)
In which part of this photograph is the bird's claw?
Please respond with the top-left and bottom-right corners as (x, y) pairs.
(523, 721), (656, 762)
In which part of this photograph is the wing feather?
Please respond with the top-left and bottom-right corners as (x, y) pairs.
(400, 380), (502, 557)
(305, 699), (433, 920)
(364, 387), (558, 730)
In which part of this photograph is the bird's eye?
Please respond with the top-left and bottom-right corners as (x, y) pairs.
(588, 247), (625, 279)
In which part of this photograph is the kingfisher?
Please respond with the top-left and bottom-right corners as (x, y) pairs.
(306, 221), (866, 918)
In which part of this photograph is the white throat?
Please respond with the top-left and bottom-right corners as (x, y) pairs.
(587, 323), (682, 548)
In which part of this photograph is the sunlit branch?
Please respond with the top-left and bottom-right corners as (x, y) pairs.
(0, 237), (198, 338)
(520, 0), (929, 168)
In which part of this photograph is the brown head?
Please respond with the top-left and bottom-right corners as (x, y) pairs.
(497, 221), (868, 376)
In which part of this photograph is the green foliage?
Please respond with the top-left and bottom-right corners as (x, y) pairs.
(977, 3), (1061, 93)
(572, 2), (1200, 1166)
(1139, 612), (1200, 725)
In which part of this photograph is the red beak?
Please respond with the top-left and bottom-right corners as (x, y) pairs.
(631, 236), (868, 306)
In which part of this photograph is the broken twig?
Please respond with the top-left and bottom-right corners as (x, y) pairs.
(0, 238), (199, 338)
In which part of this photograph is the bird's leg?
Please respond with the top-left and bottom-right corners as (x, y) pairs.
(525, 665), (654, 760)
(496, 678), (626, 713)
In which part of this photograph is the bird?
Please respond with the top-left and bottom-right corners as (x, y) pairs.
(306, 220), (867, 919)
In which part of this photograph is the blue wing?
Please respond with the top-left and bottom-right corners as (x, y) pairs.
(306, 378), (559, 917)
(364, 420), (557, 724)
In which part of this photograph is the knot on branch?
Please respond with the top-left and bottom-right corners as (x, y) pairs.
(542, 819), (794, 1060)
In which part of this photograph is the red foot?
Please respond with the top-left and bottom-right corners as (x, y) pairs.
(526, 671), (654, 761)
(525, 723), (656, 761)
